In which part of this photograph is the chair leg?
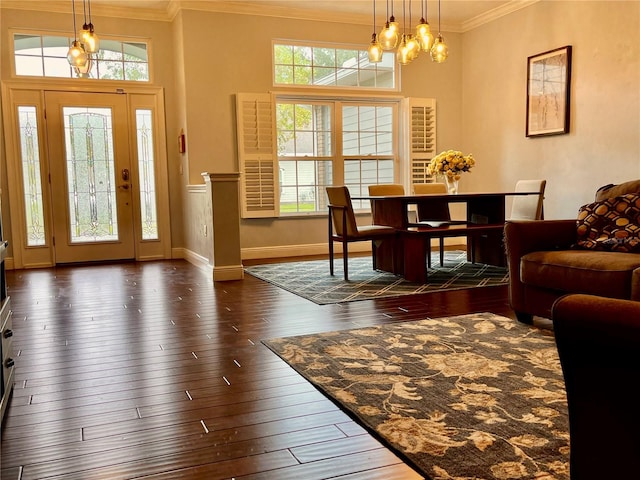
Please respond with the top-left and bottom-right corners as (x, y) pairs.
(328, 209), (334, 276)
(372, 240), (377, 271)
(427, 239), (432, 268)
(343, 239), (349, 281)
(470, 237), (476, 263)
(329, 239), (334, 276)
(439, 238), (445, 266)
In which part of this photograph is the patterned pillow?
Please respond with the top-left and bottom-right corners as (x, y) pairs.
(575, 194), (640, 252)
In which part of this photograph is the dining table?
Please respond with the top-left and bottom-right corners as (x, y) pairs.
(354, 191), (541, 283)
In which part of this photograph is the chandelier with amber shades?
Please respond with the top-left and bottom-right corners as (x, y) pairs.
(66, 0), (100, 77)
(368, 0), (448, 66)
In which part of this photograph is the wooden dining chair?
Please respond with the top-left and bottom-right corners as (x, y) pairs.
(412, 182), (462, 267)
(326, 186), (397, 281)
(509, 179), (546, 220)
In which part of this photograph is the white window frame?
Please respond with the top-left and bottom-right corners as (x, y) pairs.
(10, 29), (152, 83)
(276, 95), (401, 216)
(237, 94), (439, 218)
(272, 40), (399, 92)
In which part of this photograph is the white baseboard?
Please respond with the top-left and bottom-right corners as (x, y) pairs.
(178, 238), (467, 267)
(213, 264), (244, 281)
(177, 248), (211, 270)
(241, 243), (370, 260)
(241, 238), (466, 261)
(177, 248), (243, 281)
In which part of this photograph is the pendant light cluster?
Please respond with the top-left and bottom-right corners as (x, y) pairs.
(368, 0), (448, 65)
(67, 0), (100, 76)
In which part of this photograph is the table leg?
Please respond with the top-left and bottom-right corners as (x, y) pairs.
(401, 232), (429, 283)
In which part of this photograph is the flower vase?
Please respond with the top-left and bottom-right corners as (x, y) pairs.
(445, 176), (459, 194)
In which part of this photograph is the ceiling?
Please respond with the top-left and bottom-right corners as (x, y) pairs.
(2, 0), (536, 31)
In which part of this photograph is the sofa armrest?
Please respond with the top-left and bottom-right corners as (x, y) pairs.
(551, 294), (640, 479)
(504, 219), (577, 256)
(504, 219), (577, 318)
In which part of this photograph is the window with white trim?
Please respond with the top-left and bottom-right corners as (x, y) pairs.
(12, 32), (149, 81)
(236, 94), (400, 217)
(277, 99), (398, 214)
(273, 41), (397, 90)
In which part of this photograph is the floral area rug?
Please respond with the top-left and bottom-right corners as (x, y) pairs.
(245, 251), (508, 305)
(263, 312), (569, 479)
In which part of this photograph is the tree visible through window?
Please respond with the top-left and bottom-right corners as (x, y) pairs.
(276, 99), (397, 214)
(274, 42), (396, 90)
(12, 32), (149, 81)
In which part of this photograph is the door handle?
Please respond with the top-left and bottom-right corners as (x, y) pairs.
(118, 184), (130, 190)
(122, 168), (130, 181)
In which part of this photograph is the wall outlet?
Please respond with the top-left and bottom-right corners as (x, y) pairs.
(203, 224), (207, 236)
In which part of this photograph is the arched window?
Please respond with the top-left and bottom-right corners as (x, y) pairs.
(12, 32), (150, 81)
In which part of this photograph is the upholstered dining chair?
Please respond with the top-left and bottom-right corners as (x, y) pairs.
(367, 184), (405, 196)
(509, 179), (546, 220)
(412, 183), (460, 267)
(326, 186), (397, 281)
(368, 184), (405, 221)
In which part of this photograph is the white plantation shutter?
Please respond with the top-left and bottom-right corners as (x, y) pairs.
(405, 97), (437, 187)
(236, 93), (279, 218)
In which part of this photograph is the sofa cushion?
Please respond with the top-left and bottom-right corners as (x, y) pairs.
(574, 194), (640, 253)
(520, 250), (640, 299)
(595, 179), (640, 201)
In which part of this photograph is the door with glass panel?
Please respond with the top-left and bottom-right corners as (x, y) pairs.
(45, 91), (135, 263)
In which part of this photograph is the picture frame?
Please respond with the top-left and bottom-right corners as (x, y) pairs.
(526, 45), (572, 137)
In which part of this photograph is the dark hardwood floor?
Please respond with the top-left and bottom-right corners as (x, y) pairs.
(0, 256), (525, 479)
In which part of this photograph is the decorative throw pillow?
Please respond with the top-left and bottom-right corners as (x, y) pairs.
(574, 193), (640, 252)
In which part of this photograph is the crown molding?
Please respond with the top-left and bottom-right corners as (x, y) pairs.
(0, 0), (541, 31)
(0, 1), (174, 22)
(461, 0), (540, 32)
(176, 1), (368, 26)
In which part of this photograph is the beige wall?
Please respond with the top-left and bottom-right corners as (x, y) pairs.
(2, 2), (639, 266)
(462, 1), (640, 219)
(175, 9), (465, 256)
(0, 7), (185, 259)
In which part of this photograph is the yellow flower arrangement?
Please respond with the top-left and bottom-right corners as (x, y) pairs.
(428, 150), (475, 180)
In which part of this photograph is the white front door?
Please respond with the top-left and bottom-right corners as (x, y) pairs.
(45, 91), (135, 263)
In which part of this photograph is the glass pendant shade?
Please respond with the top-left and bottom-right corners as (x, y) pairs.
(406, 34), (420, 60)
(379, 21), (399, 50)
(388, 17), (399, 36)
(67, 40), (88, 67)
(79, 24), (99, 54)
(397, 35), (412, 65)
(416, 20), (434, 51)
(368, 34), (384, 63)
(430, 34), (448, 63)
(74, 56), (93, 78)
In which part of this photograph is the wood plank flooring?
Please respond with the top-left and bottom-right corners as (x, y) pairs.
(0, 257), (524, 479)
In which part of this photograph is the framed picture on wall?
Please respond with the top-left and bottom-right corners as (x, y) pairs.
(526, 45), (572, 137)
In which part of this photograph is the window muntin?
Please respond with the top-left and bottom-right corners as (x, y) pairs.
(276, 99), (398, 215)
(276, 102), (334, 214)
(342, 104), (395, 208)
(135, 109), (159, 240)
(17, 106), (46, 246)
(12, 32), (150, 81)
(274, 42), (396, 90)
(63, 106), (120, 243)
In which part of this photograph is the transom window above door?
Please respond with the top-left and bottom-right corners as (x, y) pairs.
(11, 31), (150, 81)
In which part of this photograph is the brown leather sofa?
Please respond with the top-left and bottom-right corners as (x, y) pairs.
(504, 179), (640, 323)
(552, 294), (640, 479)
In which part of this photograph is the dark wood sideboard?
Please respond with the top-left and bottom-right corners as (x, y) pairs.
(0, 197), (14, 424)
